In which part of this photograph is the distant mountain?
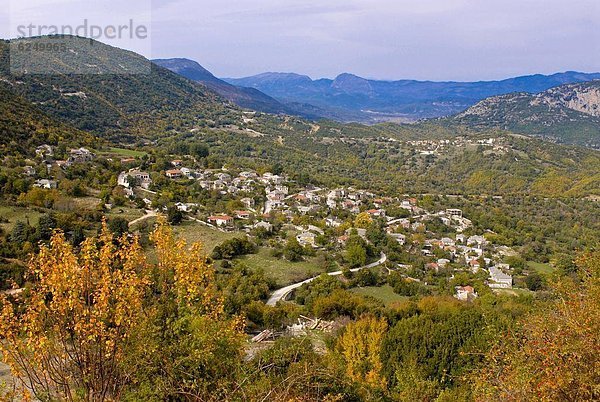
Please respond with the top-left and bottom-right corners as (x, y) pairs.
(153, 58), (290, 114)
(453, 81), (600, 148)
(225, 71), (600, 123)
(0, 36), (229, 141)
(155, 59), (379, 121)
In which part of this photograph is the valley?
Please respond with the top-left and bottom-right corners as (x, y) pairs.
(0, 34), (598, 402)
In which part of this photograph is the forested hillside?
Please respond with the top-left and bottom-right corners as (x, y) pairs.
(0, 37), (233, 141)
(169, 115), (600, 197)
(0, 87), (97, 155)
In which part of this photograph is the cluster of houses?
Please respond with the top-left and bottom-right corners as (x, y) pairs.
(27, 145), (97, 189)
(118, 169), (152, 191)
(115, 160), (515, 292)
(163, 160), (288, 197)
(406, 136), (511, 157)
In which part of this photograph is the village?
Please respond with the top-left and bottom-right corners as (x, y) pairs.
(111, 153), (516, 302)
(19, 142), (520, 306)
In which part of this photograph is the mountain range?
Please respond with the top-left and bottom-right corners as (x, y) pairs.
(154, 57), (600, 146)
(1, 36), (599, 149)
(152, 58), (290, 115)
(225, 70), (600, 123)
(153, 58), (372, 121)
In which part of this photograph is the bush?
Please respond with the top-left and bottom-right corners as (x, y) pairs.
(212, 237), (257, 260)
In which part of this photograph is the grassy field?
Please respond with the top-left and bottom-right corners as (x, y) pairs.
(71, 196), (102, 210)
(0, 205), (44, 231)
(527, 261), (555, 274)
(350, 285), (408, 306)
(240, 248), (326, 287)
(106, 206), (145, 222)
(137, 220), (328, 286)
(172, 221), (240, 254)
(100, 147), (147, 158)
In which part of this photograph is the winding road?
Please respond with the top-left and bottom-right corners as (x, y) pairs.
(266, 252), (387, 306)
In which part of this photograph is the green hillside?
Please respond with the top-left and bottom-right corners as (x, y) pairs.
(1, 37), (599, 197)
(0, 37), (234, 141)
(0, 86), (96, 155)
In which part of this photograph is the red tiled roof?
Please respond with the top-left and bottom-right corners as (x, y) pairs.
(208, 215), (233, 221)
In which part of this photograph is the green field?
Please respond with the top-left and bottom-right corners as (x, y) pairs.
(350, 285), (408, 306)
(101, 147), (147, 158)
(240, 248), (326, 287)
(0, 205), (44, 231)
(106, 206), (145, 222)
(527, 261), (555, 274)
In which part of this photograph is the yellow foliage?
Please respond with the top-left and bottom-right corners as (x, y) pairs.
(0, 221), (148, 400)
(336, 316), (388, 392)
(0, 217), (243, 401)
(474, 250), (600, 401)
(354, 212), (373, 229)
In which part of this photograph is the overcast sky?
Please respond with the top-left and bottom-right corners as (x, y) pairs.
(2, 0), (600, 80)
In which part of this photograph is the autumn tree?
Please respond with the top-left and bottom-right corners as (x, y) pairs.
(336, 316), (388, 397)
(0, 218), (245, 401)
(354, 212), (373, 229)
(474, 250), (600, 401)
(0, 222), (148, 401)
(120, 219), (245, 401)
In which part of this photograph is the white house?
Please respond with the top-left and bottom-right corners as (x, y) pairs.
(208, 215), (234, 227)
(165, 169), (183, 179)
(241, 197), (255, 209)
(488, 266), (513, 289)
(254, 221), (273, 232)
(296, 232), (317, 247)
(446, 208), (463, 217)
(389, 233), (406, 245)
(455, 286), (478, 301)
(118, 170), (151, 189)
(175, 202), (197, 213)
(34, 179), (58, 189)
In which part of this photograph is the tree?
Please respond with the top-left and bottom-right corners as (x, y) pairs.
(336, 316), (388, 396)
(284, 237), (304, 262)
(0, 222), (148, 401)
(71, 226), (85, 246)
(346, 243), (367, 268)
(108, 217), (129, 236)
(354, 212), (373, 229)
(191, 143), (209, 159)
(10, 221), (31, 244)
(212, 237), (257, 260)
(122, 219), (244, 401)
(475, 250), (600, 400)
(36, 213), (57, 241)
(524, 271), (545, 291)
(0, 218), (246, 401)
(166, 205), (184, 225)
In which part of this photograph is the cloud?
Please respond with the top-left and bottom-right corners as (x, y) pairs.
(2, 0), (599, 80)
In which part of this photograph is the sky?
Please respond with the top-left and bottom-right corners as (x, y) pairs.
(2, 0), (600, 81)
